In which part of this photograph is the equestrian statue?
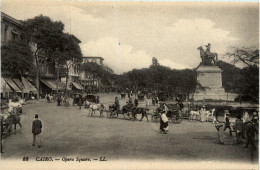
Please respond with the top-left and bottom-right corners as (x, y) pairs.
(197, 43), (218, 66)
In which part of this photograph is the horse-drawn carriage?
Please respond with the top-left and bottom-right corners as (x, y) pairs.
(108, 103), (149, 121)
(108, 103), (133, 119)
(152, 103), (183, 123)
(1, 102), (23, 139)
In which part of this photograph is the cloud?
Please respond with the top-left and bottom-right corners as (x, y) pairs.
(80, 37), (152, 74)
(80, 18), (239, 74)
(3, 1), (248, 74)
(148, 18), (239, 68)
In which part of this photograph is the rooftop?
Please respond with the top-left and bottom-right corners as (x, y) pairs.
(83, 56), (104, 60)
(1, 12), (24, 28)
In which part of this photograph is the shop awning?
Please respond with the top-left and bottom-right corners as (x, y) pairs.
(5, 78), (22, 92)
(13, 78), (30, 93)
(41, 79), (66, 90)
(22, 77), (37, 92)
(72, 82), (84, 90)
(1, 78), (12, 93)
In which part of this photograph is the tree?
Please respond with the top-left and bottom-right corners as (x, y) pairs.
(225, 46), (259, 102)
(51, 33), (82, 91)
(1, 40), (35, 98)
(1, 40), (35, 76)
(23, 15), (65, 99)
(226, 46), (259, 69)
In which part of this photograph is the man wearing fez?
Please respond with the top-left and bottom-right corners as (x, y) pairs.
(32, 114), (42, 148)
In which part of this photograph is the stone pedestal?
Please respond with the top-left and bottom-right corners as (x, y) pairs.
(192, 66), (237, 101)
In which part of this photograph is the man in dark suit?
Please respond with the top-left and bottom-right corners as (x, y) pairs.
(32, 114), (42, 148)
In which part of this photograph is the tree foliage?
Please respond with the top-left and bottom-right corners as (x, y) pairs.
(225, 46), (259, 102)
(226, 46), (259, 69)
(23, 15), (64, 56)
(80, 62), (114, 86)
(1, 40), (35, 76)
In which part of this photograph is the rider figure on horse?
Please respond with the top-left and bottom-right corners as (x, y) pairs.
(205, 43), (211, 58)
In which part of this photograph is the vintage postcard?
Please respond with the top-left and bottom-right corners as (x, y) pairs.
(0, 0), (259, 169)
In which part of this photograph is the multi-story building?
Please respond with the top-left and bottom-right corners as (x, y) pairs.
(1, 12), (23, 44)
(1, 12), (37, 99)
(1, 12), (83, 97)
(82, 56), (104, 65)
(80, 56), (114, 92)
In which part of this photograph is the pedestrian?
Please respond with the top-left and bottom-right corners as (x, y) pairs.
(134, 98), (138, 107)
(211, 108), (217, 124)
(200, 106), (206, 122)
(245, 121), (258, 150)
(242, 111), (249, 123)
(152, 97), (155, 106)
(156, 97), (159, 105)
(128, 97), (132, 104)
(215, 123), (224, 144)
(235, 114), (243, 144)
(223, 110), (232, 136)
(242, 111), (249, 139)
(144, 96), (149, 108)
(159, 110), (169, 134)
(114, 97), (120, 111)
(32, 114), (42, 148)
(57, 94), (61, 106)
(46, 94), (50, 103)
(78, 96), (83, 110)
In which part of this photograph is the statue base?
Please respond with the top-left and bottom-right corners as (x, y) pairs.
(191, 65), (237, 101)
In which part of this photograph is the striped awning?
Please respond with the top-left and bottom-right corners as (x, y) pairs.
(5, 78), (22, 92)
(41, 79), (66, 90)
(1, 78), (12, 93)
(22, 77), (37, 92)
(13, 78), (30, 93)
(72, 82), (84, 90)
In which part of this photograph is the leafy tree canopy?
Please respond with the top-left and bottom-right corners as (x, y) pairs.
(1, 40), (35, 76)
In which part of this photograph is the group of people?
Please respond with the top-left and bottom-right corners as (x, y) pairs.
(152, 97), (160, 106)
(215, 109), (258, 150)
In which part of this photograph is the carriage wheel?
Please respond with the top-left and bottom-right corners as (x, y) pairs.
(171, 114), (182, 124)
(112, 111), (118, 118)
(2, 127), (8, 139)
(126, 112), (133, 120)
(152, 115), (159, 123)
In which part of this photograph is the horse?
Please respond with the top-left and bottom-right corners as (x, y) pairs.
(1, 110), (22, 137)
(189, 110), (200, 121)
(131, 107), (149, 122)
(197, 46), (218, 65)
(8, 101), (22, 114)
(88, 103), (107, 117)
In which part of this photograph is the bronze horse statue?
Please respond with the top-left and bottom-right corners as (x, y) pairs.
(197, 46), (218, 66)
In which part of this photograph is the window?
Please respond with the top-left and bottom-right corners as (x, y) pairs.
(4, 26), (8, 42)
(11, 30), (19, 40)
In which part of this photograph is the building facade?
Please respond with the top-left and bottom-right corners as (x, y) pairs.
(1, 12), (36, 99)
(80, 56), (114, 92)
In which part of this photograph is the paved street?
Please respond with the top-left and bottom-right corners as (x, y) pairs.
(1, 93), (258, 165)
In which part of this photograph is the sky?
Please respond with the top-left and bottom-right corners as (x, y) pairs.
(1, 0), (259, 74)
